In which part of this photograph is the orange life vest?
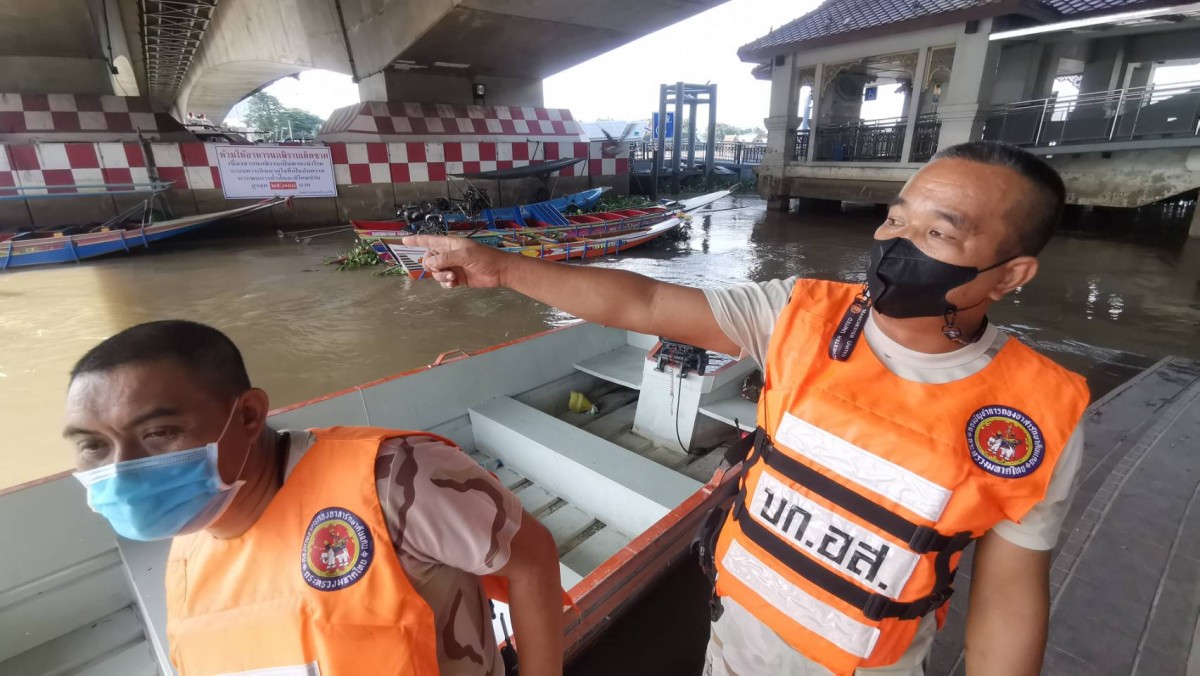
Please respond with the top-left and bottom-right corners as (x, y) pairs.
(713, 280), (1089, 675)
(166, 426), (442, 676)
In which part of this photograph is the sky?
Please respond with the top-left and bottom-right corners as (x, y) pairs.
(227, 0), (816, 130)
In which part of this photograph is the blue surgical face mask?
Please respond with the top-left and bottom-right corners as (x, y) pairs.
(74, 403), (250, 541)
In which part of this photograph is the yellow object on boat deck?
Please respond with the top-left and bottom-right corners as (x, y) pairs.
(569, 391), (596, 414)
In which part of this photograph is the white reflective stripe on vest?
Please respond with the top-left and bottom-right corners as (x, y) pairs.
(218, 663), (321, 676)
(749, 473), (921, 599)
(773, 413), (952, 522)
(722, 539), (881, 659)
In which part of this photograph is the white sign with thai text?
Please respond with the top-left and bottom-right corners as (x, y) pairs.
(214, 145), (336, 199)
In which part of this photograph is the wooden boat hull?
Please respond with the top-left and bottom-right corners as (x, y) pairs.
(371, 218), (683, 280)
(0, 198), (286, 270)
(352, 187), (608, 237)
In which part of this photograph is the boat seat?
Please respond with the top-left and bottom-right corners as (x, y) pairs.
(574, 344), (650, 390)
(698, 395), (758, 432)
(469, 396), (701, 537)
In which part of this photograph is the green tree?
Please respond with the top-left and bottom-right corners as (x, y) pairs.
(243, 92), (285, 134)
(242, 92), (325, 140)
(280, 108), (323, 139)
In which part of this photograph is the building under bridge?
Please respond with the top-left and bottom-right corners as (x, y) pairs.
(741, 0), (1200, 236)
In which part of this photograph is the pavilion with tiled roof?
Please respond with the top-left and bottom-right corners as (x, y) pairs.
(741, 0), (1200, 240)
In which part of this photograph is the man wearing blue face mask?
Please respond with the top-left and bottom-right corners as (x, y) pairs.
(405, 141), (1088, 676)
(64, 321), (565, 676)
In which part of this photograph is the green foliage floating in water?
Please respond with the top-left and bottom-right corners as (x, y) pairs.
(326, 239), (381, 271)
(591, 195), (656, 212)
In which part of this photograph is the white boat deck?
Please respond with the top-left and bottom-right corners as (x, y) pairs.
(698, 395), (757, 432)
(573, 344), (651, 390)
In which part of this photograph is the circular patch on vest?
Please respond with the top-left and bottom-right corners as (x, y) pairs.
(301, 507), (373, 591)
(966, 406), (1045, 478)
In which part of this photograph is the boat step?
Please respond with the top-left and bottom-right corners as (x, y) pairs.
(541, 503), (599, 549)
(698, 395), (757, 432)
(561, 526), (628, 577)
(574, 344), (650, 390)
(469, 396), (701, 537)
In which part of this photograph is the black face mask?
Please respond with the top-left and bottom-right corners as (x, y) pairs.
(866, 238), (1012, 319)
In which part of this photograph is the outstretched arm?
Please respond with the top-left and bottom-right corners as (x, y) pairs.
(496, 511), (563, 676)
(404, 234), (740, 355)
(964, 532), (1050, 675)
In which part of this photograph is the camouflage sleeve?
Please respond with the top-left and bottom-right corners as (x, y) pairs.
(375, 435), (523, 576)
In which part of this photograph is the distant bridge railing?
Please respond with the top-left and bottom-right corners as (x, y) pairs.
(813, 117), (906, 161)
(629, 140), (767, 165)
(982, 80), (1200, 148)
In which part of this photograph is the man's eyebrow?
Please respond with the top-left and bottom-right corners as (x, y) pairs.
(62, 407), (182, 438)
(128, 407), (182, 427)
(933, 208), (972, 232)
(62, 425), (95, 438)
(888, 196), (907, 208)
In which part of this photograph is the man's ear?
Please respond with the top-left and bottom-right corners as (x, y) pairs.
(988, 256), (1038, 301)
(238, 387), (271, 438)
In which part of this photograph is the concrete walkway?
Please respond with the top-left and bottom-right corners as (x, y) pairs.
(929, 357), (1200, 675)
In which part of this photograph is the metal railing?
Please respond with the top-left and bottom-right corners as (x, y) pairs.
(794, 130), (810, 160)
(629, 140), (767, 165)
(982, 80), (1200, 148)
(911, 115), (942, 162)
(814, 117), (907, 161)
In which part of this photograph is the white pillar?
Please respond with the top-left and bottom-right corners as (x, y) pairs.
(937, 18), (1002, 148)
(762, 54), (803, 168)
(806, 62), (824, 162)
(901, 48), (929, 163)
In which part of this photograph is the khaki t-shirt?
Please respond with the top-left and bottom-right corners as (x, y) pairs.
(701, 277), (1084, 676)
(286, 430), (522, 676)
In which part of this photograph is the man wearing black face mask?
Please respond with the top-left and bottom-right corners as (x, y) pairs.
(406, 141), (1086, 676)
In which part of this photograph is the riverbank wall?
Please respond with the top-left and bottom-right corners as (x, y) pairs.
(0, 139), (630, 233)
(0, 95), (631, 234)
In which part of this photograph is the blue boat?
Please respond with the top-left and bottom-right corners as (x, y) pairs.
(353, 187), (609, 237)
(0, 197), (288, 270)
(479, 187), (608, 227)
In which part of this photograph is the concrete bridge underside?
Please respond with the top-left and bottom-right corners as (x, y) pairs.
(0, 0), (725, 122)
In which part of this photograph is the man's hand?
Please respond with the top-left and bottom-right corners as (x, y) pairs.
(401, 234), (740, 355)
(496, 510), (563, 676)
(403, 234), (511, 289)
(964, 532), (1051, 675)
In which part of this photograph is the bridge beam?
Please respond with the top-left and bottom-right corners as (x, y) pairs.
(357, 70), (543, 108)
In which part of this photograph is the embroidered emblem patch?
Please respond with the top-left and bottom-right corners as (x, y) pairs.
(302, 507), (373, 591)
(966, 406), (1045, 478)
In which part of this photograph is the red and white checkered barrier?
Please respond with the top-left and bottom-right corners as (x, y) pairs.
(328, 141), (629, 184)
(0, 142), (152, 196)
(320, 102), (586, 142)
(0, 140), (629, 197)
(0, 94), (188, 139)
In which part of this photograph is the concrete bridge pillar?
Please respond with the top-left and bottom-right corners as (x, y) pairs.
(357, 70), (544, 107)
(1190, 202), (1200, 239)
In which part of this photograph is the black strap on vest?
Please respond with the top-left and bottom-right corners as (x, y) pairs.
(736, 511), (972, 621)
(692, 429), (762, 622)
(757, 442), (962, 555)
(728, 432), (975, 622)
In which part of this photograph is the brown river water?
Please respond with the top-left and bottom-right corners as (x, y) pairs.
(2, 195), (1198, 490)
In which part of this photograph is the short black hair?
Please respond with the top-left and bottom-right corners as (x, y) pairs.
(931, 141), (1065, 256)
(70, 320), (250, 399)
